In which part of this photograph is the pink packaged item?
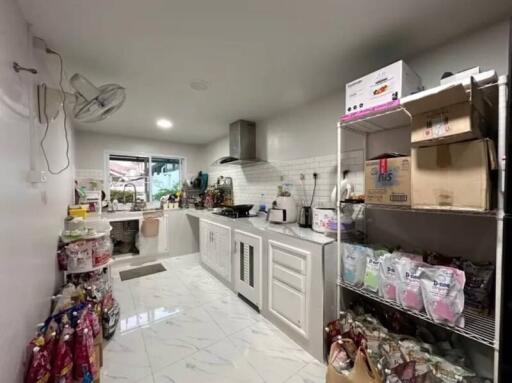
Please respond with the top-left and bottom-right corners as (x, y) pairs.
(397, 257), (425, 312)
(91, 237), (112, 267)
(420, 266), (465, 327)
(73, 315), (97, 380)
(379, 253), (400, 302)
(66, 241), (92, 272)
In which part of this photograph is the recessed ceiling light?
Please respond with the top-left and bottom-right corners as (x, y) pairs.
(190, 79), (210, 91)
(156, 118), (173, 129)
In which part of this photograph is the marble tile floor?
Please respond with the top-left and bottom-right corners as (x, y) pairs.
(103, 253), (327, 383)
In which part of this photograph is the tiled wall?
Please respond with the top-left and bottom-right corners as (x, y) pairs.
(76, 150), (364, 208)
(207, 150), (364, 209)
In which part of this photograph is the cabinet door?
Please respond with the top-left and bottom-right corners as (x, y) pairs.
(211, 222), (232, 282)
(199, 219), (211, 267)
(271, 280), (305, 329)
(234, 230), (262, 307)
(268, 240), (310, 337)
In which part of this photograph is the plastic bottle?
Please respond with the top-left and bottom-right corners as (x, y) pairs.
(258, 193), (266, 213)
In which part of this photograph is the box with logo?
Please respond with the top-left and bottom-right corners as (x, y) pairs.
(364, 155), (411, 206)
(345, 60), (422, 116)
(403, 80), (488, 147)
(411, 139), (497, 211)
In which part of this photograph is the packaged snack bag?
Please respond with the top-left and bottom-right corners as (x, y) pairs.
(85, 307), (101, 338)
(51, 327), (74, 383)
(397, 257), (426, 312)
(379, 338), (404, 370)
(429, 355), (476, 383)
(25, 336), (51, 383)
(364, 250), (386, 292)
(73, 315), (97, 380)
(379, 253), (400, 302)
(462, 260), (494, 311)
(420, 267), (465, 327)
(342, 243), (370, 286)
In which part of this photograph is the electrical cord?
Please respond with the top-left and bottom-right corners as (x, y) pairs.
(40, 48), (70, 175)
(310, 173), (317, 207)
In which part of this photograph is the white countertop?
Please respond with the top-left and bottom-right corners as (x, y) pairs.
(86, 208), (180, 222)
(184, 209), (335, 245)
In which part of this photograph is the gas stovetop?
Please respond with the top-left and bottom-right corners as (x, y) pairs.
(212, 208), (256, 219)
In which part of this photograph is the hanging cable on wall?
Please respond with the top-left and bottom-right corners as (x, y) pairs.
(35, 36), (125, 176)
(40, 47), (71, 175)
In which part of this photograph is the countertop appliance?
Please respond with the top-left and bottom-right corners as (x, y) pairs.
(268, 196), (297, 223)
(312, 207), (336, 233)
(298, 206), (312, 228)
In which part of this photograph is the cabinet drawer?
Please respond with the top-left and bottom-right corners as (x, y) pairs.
(271, 245), (306, 274)
(272, 264), (305, 292)
(270, 280), (306, 331)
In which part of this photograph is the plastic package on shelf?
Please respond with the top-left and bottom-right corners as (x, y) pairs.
(397, 257), (425, 312)
(91, 237), (113, 267)
(419, 266), (466, 327)
(379, 253), (400, 302)
(343, 243), (371, 287)
(65, 240), (93, 272)
(363, 249), (387, 292)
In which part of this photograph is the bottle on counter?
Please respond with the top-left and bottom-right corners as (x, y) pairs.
(258, 193), (267, 215)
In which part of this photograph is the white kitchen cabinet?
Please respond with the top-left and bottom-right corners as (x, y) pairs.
(167, 210), (199, 257)
(199, 219), (232, 282)
(268, 239), (311, 338)
(234, 230), (262, 308)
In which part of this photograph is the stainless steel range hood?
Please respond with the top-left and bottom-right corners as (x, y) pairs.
(213, 120), (260, 166)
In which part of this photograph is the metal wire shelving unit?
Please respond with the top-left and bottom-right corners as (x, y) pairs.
(335, 75), (508, 382)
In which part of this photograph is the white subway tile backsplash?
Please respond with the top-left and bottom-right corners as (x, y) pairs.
(207, 150), (363, 208)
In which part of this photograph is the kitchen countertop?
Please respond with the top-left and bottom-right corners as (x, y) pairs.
(86, 208), (181, 222)
(184, 209), (335, 245)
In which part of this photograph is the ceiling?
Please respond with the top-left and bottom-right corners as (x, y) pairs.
(18, 0), (512, 144)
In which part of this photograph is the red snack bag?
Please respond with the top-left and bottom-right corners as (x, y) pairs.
(25, 336), (51, 383)
(44, 320), (59, 368)
(73, 315), (98, 380)
(85, 306), (101, 338)
(51, 326), (74, 383)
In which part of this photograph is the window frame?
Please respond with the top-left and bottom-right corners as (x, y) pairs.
(104, 150), (186, 203)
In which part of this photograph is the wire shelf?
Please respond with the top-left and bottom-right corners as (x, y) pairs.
(339, 106), (410, 134)
(339, 202), (496, 218)
(337, 279), (495, 348)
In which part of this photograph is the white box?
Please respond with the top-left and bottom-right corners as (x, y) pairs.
(345, 60), (422, 115)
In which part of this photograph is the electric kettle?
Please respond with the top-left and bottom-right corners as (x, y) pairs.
(298, 206), (312, 228)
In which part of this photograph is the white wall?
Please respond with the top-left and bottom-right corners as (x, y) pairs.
(75, 130), (205, 178)
(0, 0), (75, 380)
(201, 135), (229, 168)
(204, 19), (510, 164)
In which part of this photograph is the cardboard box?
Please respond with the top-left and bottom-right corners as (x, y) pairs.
(365, 156), (411, 206)
(403, 80), (487, 147)
(345, 60), (422, 115)
(411, 139), (496, 211)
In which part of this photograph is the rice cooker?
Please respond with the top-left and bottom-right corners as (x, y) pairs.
(312, 208), (336, 233)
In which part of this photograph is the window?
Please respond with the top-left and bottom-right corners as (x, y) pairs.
(151, 157), (182, 200)
(107, 153), (184, 203)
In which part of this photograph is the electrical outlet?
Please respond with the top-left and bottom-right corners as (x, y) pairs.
(28, 170), (47, 184)
(300, 173), (305, 181)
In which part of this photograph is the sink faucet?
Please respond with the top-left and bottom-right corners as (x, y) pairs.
(123, 183), (137, 206)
